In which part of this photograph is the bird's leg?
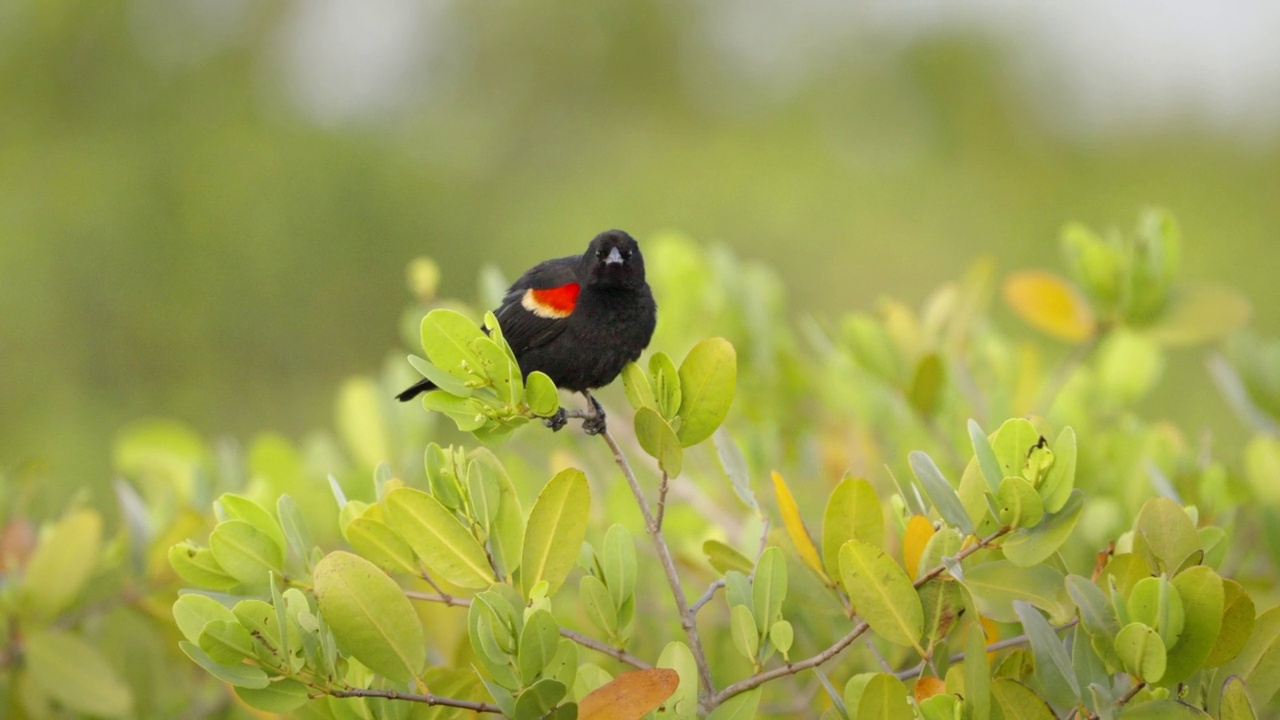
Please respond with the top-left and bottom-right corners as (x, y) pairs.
(580, 390), (607, 436)
(543, 407), (568, 432)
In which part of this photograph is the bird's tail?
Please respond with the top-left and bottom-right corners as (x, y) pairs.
(395, 377), (436, 402)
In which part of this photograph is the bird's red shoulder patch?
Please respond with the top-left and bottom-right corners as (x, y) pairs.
(522, 282), (580, 319)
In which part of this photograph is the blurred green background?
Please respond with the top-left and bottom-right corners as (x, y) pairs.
(3, 2), (1278, 497)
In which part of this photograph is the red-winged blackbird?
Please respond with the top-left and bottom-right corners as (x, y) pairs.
(397, 229), (657, 434)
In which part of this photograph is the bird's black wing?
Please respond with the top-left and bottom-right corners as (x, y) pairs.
(494, 255), (581, 357)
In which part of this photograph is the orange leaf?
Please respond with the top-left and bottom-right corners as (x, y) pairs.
(771, 471), (829, 583)
(579, 668), (680, 720)
(902, 515), (935, 581)
(1003, 270), (1096, 342)
(914, 675), (947, 703)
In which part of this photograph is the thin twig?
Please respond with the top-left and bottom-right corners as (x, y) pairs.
(599, 427), (717, 705)
(691, 580), (726, 616)
(404, 589), (471, 608)
(655, 472), (670, 531)
(710, 526), (1012, 708)
(328, 687), (500, 713)
(710, 621), (871, 707)
(865, 637), (893, 673)
(1117, 681), (1147, 707)
(558, 628), (652, 670)
(403, 589), (649, 669)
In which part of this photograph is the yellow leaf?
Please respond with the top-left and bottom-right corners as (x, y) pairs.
(771, 471), (829, 583)
(914, 675), (947, 703)
(1003, 270), (1096, 342)
(902, 515), (935, 581)
(579, 668), (680, 720)
(981, 616), (1001, 663)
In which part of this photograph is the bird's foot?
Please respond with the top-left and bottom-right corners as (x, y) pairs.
(581, 392), (607, 436)
(543, 408), (568, 432)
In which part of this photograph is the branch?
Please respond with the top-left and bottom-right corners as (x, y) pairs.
(599, 427), (717, 704)
(404, 590), (650, 669)
(655, 471), (671, 530)
(690, 580), (726, 616)
(710, 621), (871, 707)
(328, 687), (500, 714)
(709, 526), (1013, 709)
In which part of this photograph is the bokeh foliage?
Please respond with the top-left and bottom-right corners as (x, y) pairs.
(5, 221), (1280, 718)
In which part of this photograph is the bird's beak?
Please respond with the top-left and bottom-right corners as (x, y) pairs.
(605, 247), (624, 265)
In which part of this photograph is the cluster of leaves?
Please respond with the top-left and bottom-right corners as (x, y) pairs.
(7, 210), (1280, 719)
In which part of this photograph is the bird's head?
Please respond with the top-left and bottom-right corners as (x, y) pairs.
(583, 230), (645, 289)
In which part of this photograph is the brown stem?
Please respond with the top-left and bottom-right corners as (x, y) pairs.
(709, 526), (1012, 709)
(328, 687), (500, 713)
(599, 427), (717, 706)
(655, 472), (670, 531)
(403, 590), (650, 669)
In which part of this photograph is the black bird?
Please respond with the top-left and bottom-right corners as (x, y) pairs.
(397, 229), (657, 434)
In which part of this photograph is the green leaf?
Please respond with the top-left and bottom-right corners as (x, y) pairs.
(1218, 675), (1257, 720)
(1065, 575), (1121, 639)
(25, 628), (134, 717)
(198, 619), (256, 665)
(473, 334), (522, 405)
(407, 353), (472, 397)
(313, 550), (426, 683)
(962, 560), (1070, 624)
(854, 674), (913, 720)
(967, 420), (1003, 494)
(513, 679), (567, 719)
(1003, 489), (1083, 567)
(675, 337), (737, 447)
(996, 476), (1044, 529)
(234, 679), (311, 713)
(705, 688), (760, 720)
(907, 352), (946, 417)
(521, 468), (590, 598)
(19, 509), (102, 621)
(989, 419), (1043, 482)
(1205, 579), (1254, 668)
(1115, 622), (1167, 683)
(1161, 566), (1223, 685)
(1038, 427), (1076, 513)
(603, 524), (638, 611)
(1213, 604), (1280, 711)
(525, 371), (560, 417)
(385, 487), (496, 589)
(838, 539), (924, 651)
(730, 604), (759, 661)
(209, 518), (284, 585)
(168, 542), (239, 591)
(622, 361), (656, 412)
(277, 494), (313, 567)
(420, 308), (487, 383)
(656, 642), (698, 718)
(580, 575), (618, 639)
(909, 451), (976, 535)
(990, 679), (1056, 720)
(752, 546), (787, 630)
(216, 493), (286, 556)
(1013, 601), (1080, 706)
(180, 640), (269, 688)
(472, 447), (525, 582)
(704, 540), (754, 575)
(635, 406), (684, 477)
(965, 625), (991, 720)
(422, 391), (488, 432)
(519, 609), (561, 686)
(345, 516), (419, 575)
(1096, 330), (1164, 403)
(173, 593), (238, 645)
(1135, 497), (1199, 574)
(649, 352), (683, 421)
(714, 429), (758, 511)
(1127, 577), (1186, 651)
(823, 476), (885, 585)
(770, 620), (794, 657)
